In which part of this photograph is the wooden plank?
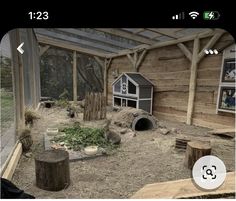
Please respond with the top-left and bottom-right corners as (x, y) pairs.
(186, 37), (200, 125)
(94, 56), (104, 68)
(177, 43), (192, 61)
(198, 31), (225, 62)
(104, 58), (112, 103)
(208, 128), (235, 138)
(73, 51), (77, 103)
(2, 142), (22, 180)
(193, 113), (235, 127)
(192, 118), (234, 129)
(131, 172), (235, 199)
(136, 49), (147, 71)
(95, 28), (155, 45)
(39, 45), (50, 56)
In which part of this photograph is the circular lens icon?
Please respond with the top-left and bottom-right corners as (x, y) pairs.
(192, 155), (226, 190)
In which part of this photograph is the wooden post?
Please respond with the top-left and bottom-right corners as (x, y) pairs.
(184, 141), (211, 169)
(103, 58), (112, 104)
(186, 37), (199, 125)
(29, 29), (37, 109)
(35, 150), (70, 191)
(127, 49), (147, 72)
(185, 32), (223, 125)
(73, 51), (77, 104)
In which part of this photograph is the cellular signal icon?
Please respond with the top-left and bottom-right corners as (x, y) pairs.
(172, 12), (185, 20)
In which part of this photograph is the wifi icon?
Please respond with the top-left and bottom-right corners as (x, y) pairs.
(189, 11), (199, 19)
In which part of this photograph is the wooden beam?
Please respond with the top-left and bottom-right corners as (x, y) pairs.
(37, 34), (107, 58)
(107, 29), (220, 58)
(39, 45), (50, 56)
(177, 43), (192, 61)
(103, 58), (112, 103)
(198, 31), (224, 62)
(105, 58), (112, 70)
(127, 49), (147, 71)
(147, 28), (179, 39)
(127, 53), (134, 66)
(136, 49), (147, 71)
(73, 51), (77, 103)
(2, 142), (22, 180)
(95, 28), (155, 45)
(133, 28), (145, 34)
(94, 56), (105, 68)
(186, 37), (200, 125)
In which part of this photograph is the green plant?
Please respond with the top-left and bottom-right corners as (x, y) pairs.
(52, 123), (117, 151)
(55, 88), (70, 108)
(25, 108), (39, 125)
(19, 128), (33, 152)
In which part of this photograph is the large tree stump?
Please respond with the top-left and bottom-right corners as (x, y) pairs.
(184, 141), (211, 169)
(35, 150), (70, 191)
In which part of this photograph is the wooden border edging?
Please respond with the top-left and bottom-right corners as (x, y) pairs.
(131, 171), (235, 199)
(1, 141), (22, 180)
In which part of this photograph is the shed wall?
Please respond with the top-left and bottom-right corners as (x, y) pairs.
(107, 33), (235, 129)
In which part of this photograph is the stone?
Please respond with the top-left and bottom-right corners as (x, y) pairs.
(158, 122), (166, 128)
(24, 152), (33, 158)
(126, 131), (136, 138)
(106, 130), (121, 145)
(160, 128), (170, 135)
(59, 142), (65, 146)
(171, 128), (178, 133)
(120, 129), (127, 134)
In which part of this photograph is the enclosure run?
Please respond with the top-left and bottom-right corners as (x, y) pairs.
(0, 28), (235, 198)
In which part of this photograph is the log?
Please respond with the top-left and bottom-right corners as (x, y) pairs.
(184, 141), (211, 169)
(35, 150), (70, 191)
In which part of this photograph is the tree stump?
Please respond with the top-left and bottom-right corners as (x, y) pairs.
(35, 150), (70, 191)
(184, 141), (211, 169)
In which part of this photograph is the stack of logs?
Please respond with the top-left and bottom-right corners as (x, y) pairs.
(83, 92), (106, 121)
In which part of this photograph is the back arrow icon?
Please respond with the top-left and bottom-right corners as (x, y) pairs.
(17, 42), (24, 54)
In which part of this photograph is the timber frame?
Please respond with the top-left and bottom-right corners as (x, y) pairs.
(36, 28), (230, 125)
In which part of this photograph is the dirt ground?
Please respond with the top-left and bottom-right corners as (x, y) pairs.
(12, 106), (235, 198)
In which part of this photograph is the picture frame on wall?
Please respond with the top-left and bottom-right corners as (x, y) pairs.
(221, 58), (236, 82)
(218, 87), (235, 112)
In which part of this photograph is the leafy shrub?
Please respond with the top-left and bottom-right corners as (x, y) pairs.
(25, 108), (39, 125)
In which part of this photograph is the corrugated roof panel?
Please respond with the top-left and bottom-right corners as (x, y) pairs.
(138, 30), (159, 39)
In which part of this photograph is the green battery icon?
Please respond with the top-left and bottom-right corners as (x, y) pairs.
(203, 11), (220, 20)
